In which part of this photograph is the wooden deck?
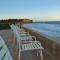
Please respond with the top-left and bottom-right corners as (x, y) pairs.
(0, 29), (18, 60)
(0, 29), (43, 60)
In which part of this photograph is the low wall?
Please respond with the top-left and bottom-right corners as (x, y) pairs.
(23, 27), (60, 60)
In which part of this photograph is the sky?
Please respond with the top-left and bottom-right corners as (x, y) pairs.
(0, 0), (60, 21)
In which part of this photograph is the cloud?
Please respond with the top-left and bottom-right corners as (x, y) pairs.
(47, 16), (60, 19)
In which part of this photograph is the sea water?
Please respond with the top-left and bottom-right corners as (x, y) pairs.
(24, 23), (60, 39)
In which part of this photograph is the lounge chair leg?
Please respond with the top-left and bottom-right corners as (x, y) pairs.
(39, 50), (43, 60)
(37, 52), (38, 56)
(37, 50), (39, 56)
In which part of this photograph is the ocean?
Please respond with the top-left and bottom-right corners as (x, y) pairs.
(23, 23), (60, 40)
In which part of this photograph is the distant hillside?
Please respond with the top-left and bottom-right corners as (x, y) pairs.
(0, 18), (32, 30)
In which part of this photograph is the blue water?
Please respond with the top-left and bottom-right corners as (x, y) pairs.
(23, 23), (60, 39)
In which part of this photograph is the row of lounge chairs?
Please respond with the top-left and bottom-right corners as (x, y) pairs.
(10, 24), (44, 60)
(0, 24), (44, 60)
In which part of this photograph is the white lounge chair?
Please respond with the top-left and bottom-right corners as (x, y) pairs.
(0, 36), (13, 60)
(10, 24), (44, 60)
